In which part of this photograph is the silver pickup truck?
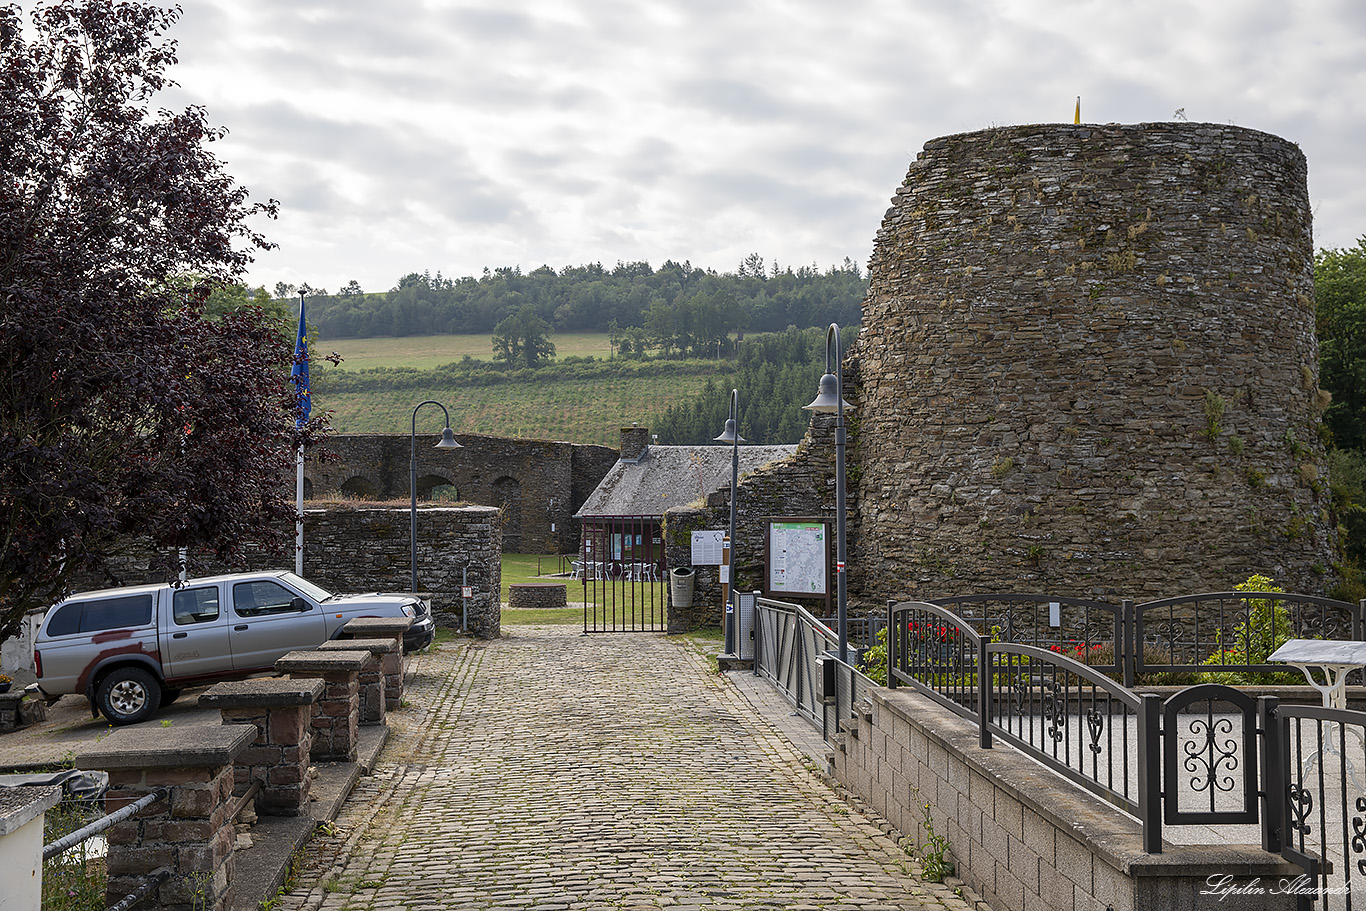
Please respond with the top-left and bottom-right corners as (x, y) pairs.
(34, 570), (436, 725)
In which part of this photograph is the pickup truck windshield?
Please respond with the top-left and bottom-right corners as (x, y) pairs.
(279, 572), (334, 603)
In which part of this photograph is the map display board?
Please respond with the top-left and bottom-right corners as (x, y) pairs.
(766, 520), (829, 599)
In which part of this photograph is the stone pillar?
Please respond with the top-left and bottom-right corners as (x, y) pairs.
(316, 638), (397, 724)
(274, 650), (372, 763)
(341, 618), (413, 709)
(197, 678), (324, 816)
(0, 785), (63, 911)
(76, 725), (256, 911)
(0, 690), (47, 733)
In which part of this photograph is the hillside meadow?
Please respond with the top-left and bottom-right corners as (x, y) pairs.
(312, 333), (724, 446)
(322, 332), (613, 371)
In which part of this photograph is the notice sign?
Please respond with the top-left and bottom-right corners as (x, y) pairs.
(768, 521), (828, 596)
(691, 530), (725, 565)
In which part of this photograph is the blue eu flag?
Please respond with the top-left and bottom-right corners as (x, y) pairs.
(292, 296), (310, 428)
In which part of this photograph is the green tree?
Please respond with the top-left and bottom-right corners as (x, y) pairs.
(1317, 236), (1366, 450)
(492, 306), (557, 368)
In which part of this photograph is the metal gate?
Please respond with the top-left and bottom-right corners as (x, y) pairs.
(577, 515), (667, 633)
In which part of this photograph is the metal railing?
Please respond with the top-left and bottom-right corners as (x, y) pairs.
(865, 596), (1366, 872)
(887, 600), (982, 721)
(1133, 592), (1362, 681)
(754, 597), (840, 725)
(927, 591), (1364, 686)
(1265, 700), (1366, 910)
(983, 643), (1157, 842)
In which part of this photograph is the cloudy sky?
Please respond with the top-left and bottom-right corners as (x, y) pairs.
(133, 0), (1366, 293)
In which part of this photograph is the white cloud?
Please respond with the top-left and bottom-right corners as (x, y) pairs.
(18, 0), (1366, 292)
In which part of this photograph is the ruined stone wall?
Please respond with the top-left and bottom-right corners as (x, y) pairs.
(852, 122), (1336, 603)
(63, 505), (502, 637)
(307, 433), (615, 554)
(664, 415), (840, 631)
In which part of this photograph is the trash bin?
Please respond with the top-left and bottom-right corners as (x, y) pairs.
(669, 567), (695, 608)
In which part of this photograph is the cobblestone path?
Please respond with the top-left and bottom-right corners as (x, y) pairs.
(273, 626), (974, 911)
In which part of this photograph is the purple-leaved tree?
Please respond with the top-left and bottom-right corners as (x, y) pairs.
(1, 0), (326, 635)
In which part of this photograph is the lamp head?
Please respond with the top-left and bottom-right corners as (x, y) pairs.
(802, 372), (854, 413)
(713, 418), (745, 444)
(435, 427), (461, 449)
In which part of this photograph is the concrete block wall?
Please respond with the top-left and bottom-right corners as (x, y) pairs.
(831, 686), (1301, 911)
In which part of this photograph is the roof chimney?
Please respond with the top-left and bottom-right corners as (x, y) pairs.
(620, 424), (650, 462)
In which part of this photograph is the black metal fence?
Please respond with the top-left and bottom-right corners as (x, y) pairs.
(578, 515), (667, 633)
(927, 591), (1364, 686)
(859, 596), (1366, 902)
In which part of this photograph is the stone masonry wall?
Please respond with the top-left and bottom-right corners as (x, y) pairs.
(664, 414), (842, 631)
(301, 505), (502, 638)
(852, 122), (1336, 602)
(309, 433), (616, 554)
(66, 505), (502, 638)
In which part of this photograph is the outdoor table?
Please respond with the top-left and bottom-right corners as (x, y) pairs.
(1268, 638), (1366, 709)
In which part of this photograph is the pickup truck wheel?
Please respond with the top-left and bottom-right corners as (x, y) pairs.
(96, 667), (162, 725)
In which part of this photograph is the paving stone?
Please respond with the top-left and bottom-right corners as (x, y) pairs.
(268, 626), (979, 910)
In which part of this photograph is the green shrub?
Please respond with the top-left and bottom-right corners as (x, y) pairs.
(1198, 574), (1302, 685)
(860, 626), (888, 685)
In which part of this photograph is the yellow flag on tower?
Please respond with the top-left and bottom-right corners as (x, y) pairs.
(1074, 96), (1081, 124)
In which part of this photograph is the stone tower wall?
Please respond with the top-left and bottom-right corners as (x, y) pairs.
(852, 122), (1336, 601)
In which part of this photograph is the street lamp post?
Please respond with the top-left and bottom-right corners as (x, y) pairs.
(410, 400), (461, 593)
(802, 324), (853, 664)
(713, 389), (744, 654)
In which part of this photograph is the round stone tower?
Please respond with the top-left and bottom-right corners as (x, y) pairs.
(851, 122), (1336, 600)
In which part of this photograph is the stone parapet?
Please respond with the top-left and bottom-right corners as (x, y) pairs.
(76, 725), (256, 911)
(341, 620), (410, 710)
(198, 678), (324, 816)
(317, 638), (398, 723)
(274, 650), (372, 763)
(507, 582), (568, 610)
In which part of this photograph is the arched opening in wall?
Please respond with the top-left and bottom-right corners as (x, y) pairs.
(340, 477), (378, 499)
(494, 476), (522, 552)
(302, 478), (314, 500)
(416, 474), (458, 503)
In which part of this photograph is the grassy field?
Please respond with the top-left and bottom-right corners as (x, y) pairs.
(314, 370), (713, 446)
(322, 332), (613, 371)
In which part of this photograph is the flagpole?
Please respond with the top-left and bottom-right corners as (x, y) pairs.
(293, 292), (309, 576)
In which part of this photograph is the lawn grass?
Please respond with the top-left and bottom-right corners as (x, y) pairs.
(500, 553), (671, 626)
(322, 332), (613, 371)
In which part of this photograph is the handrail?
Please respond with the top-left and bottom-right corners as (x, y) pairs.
(107, 870), (171, 911)
(43, 787), (169, 861)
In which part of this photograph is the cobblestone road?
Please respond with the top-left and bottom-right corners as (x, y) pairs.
(274, 626), (975, 911)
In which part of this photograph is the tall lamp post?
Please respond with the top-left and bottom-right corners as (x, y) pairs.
(713, 389), (744, 654)
(802, 324), (853, 664)
(411, 400), (461, 593)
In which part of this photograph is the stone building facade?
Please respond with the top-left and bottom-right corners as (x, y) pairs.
(850, 122), (1336, 601)
(306, 433), (616, 554)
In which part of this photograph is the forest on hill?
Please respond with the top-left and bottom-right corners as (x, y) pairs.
(278, 255), (867, 344)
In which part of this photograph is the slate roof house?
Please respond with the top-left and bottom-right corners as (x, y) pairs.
(573, 425), (796, 581)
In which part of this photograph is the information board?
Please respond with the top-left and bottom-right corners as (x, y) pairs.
(691, 530), (725, 566)
(767, 520), (828, 597)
